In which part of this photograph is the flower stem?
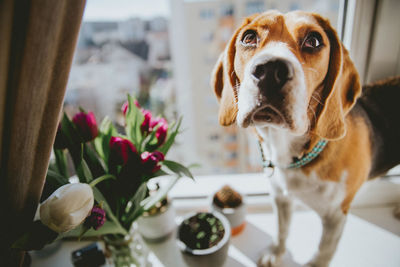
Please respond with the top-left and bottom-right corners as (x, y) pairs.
(89, 174), (116, 188)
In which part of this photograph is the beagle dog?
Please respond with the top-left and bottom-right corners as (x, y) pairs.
(211, 10), (400, 267)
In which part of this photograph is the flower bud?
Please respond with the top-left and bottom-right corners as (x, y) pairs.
(155, 118), (168, 146)
(54, 124), (68, 149)
(109, 136), (137, 165)
(141, 151), (165, 173)
(40, 183), (94, 233)
(72, 111), (98, 142)
(122, 101), (129, 116)
(85, 205), (106, 230)
(122, 100), (141, 116)
(141, 110), (152, 134)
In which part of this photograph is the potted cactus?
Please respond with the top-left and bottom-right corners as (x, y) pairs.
(177, 212), (230, 267)
(211, 185), (246, 235)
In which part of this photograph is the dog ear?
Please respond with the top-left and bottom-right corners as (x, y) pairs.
(211, 15), (257, 126)
(311, 14), (362, 140)
(211, 30), (242, 126)
(211, 52), (237, 126)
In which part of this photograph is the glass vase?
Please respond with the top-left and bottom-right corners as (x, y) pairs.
(104, 224), (149, 267)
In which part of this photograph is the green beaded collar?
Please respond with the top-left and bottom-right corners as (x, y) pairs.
(259, 139), (328, 170)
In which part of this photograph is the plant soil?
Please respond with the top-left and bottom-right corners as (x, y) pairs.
(178, 212), (225, 250)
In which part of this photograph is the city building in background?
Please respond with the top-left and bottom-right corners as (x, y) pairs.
(169, 0), (339, 174)
(64, 0), (339, 175)
(65, 16), (173, 126)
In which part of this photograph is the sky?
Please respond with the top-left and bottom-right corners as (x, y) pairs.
(83, 0), (171, 21)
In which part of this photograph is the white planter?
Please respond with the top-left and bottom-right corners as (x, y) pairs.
(211, 200), (246, 236)
(137, 202), (176, 242)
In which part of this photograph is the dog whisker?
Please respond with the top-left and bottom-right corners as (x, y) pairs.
(305, 67), (319, 75)
(311, 95), (323, 105)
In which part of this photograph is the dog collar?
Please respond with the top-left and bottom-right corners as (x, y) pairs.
(259, 139), (328, 170)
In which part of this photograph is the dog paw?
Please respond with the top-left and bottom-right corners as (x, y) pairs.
(257, 253), (282, 267)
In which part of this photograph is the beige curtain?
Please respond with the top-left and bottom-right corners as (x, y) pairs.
(0, 0), (86, 265)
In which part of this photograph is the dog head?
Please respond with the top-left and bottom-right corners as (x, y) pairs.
(211, 11), (361, 140)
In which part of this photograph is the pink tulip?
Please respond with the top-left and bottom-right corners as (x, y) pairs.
(155, 118), (168, 146)
(109, 137), (137, 165)
(72, 111), (98, 142)
(121, 100), (141, 116)
(140, 110), (153, 134)
(141, 151), (165, 173)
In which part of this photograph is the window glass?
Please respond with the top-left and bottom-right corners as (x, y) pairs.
(65, 0), (340, 175)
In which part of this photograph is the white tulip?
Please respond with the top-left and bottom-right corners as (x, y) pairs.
(40, 183), (94, 233)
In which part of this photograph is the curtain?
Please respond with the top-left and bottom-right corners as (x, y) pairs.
(0, 0), (86, 265)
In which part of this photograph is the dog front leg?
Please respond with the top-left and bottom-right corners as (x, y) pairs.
(258, 195), (293, 267)
(305, 211), (346, 267)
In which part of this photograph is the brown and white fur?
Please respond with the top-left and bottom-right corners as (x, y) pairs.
(211, 10), (400, 267)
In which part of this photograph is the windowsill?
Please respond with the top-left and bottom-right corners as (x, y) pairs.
(31, 207), (400, 267)
(30, 173), (400, 267)
(157, 172), (400, 211)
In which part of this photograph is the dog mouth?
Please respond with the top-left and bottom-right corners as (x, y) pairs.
(241, 105), (285, 128)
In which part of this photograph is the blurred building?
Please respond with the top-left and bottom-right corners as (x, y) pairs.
(169, 0), (339, 174)
(66, 16), (174, 125)
(66, 42), (148, 121)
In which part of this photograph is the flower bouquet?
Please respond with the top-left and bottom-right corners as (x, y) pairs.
(13, 95), (193, 266)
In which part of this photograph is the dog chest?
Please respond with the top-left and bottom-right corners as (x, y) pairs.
(272, 169), (347, 216)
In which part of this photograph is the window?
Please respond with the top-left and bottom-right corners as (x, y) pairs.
(220, 4), (234, 17)
(64, 0), (399, 182)
(199, 8), (214, 19)
(245, 1), (265, 15)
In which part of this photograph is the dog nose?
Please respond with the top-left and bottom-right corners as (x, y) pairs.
(252, 60), (292, 89)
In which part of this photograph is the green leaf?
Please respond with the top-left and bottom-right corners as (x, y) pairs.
(46, 169), (68, 187)
(54, 149), (68, 178)
(92, 188), (128, 235)
(188, 163), (201, 169)
(83, 143), (106, 177)
(76, 158), (93, 183)
(61, 113), (83, 167)
(162, 160), (194, 179)
(126, 95), (144, 150)
(142, 124), (160, 151)
(89, 174), (116, 188)
(94, 116), (117, 166)
(141, 175), (180, 211)
(62, 221), (126, 239)
(124, 182), (149, 225)
(158, 117), (182, 155)
(151, 169), (169, 178)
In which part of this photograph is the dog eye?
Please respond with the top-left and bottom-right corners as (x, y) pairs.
(241, 30), (258, 47)
(302, 32), (323, 50)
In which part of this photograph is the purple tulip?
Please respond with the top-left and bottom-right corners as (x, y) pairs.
(141, 151), (165, 173)
(54, 124), (68, 149)
(155, 118), (168, 146)
(85, 206), (106, 230)
(72, 111), (98, 142)
(109, 136), (137, 165)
